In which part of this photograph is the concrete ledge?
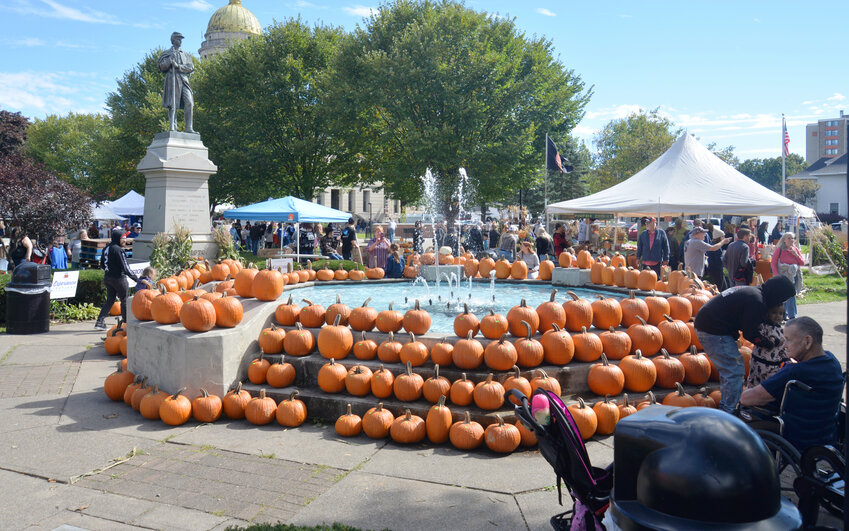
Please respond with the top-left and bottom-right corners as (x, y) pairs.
(418, 264), (464, 282)
(551, 267), (591, 286)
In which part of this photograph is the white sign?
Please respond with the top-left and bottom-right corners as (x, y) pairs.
(268, 258), (293, 272)
(127, 261), (150, 279)
(50, 270), (79, 299)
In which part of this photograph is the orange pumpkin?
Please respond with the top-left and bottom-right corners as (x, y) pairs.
(576, 249), (594, 269)
(599, 326), (631, 360)
(377, 331), (403, 363)
(593, 395), (620, 436)
(661, 382), (697, 407)
(530, 369), (561, 396)
(393, 361), (424, 402)
(283, 322), (315, 356)
(567, 397), (597, 440)
(506, 299), (539, 337)
(514, 320), (544, 368)
(253, 268), (286, 301)
(353, 330), (378, 360)
(430, 338), (454, 366)
(563, 291), (593, 332)
(150, 286), (183, 324)
(591, 296), (622, 329)
(510, 259), (528, 280)
(376, 302), (403, 333)
(422, 364), (451, 404)
(399, 332), (429, 367)
(349, 297), (377, 331)
(588, 353), (625, 396)
(473, 373), (505, 411)
(449, 373), (475, 406)
(233, 263), (259, 298)
(652, 349), (685, 388)
(626, 315), (663, 356)
(480, 309), (509, 339)
(573, 326), (603, 362)
(180, 296), (217, 332)
(326, 294), (351, 326)
(453, 330), (484, 370)
(658, 314), (691, 354)
(212, 293), (243, 328)
(362, 401), (394, 438)
(453, 303), (480, 338)
(644, 291), (671, 326)
(539, 260), (555, 280)
(299, 299), (326, 328)
(317, 314), (353, 360)
(620, 350), (657, 392)
(371, 364), (395, 399)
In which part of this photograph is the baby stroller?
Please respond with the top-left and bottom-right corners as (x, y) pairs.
(507, 389), (612, 530)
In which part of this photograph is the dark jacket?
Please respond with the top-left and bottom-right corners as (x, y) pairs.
(694, 276), (795, 345)
(385, 255), (405, 278)
(101, 229), (139, 281)
(636, 229), (670, 263)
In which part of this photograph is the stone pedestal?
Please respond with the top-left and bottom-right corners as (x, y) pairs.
(418, 264), (465, 282)
(133, 131), (218, 260)
(551, 267), (591, 287)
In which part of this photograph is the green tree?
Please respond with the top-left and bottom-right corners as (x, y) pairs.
(329, 0), (591, 228)
(786, 178), (820, 206)
(102, 49), (171, 198)
(735, 154), (807, 192)
(523, 136), (592, 215)
(25, 112), (118, 200)
(591, 109), (682, 192)
(705, 142), (738, 167)
(194, 19), (346, 208)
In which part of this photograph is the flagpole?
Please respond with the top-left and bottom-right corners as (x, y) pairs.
(545, 133), (549, 230)
(781, 114), (787, 197)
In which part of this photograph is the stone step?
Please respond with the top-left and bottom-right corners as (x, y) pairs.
(254, 347), (719, 402)
(242, 354), (721, 425)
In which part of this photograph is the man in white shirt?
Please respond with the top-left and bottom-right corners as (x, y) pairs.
(387, 217), (396, 243)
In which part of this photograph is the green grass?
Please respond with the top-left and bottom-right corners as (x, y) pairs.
(799, 272), (847, 304)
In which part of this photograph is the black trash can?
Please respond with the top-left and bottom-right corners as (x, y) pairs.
(609, 406), (802, 530)
(5, 262), (52, 334)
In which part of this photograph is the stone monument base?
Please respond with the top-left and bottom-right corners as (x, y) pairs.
(133, 131), (218, 261)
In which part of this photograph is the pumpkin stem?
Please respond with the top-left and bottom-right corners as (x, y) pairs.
(258, 389), (266, 399)
(635, 315), (647, 326)
(414, 299), (421, 310)
(388, 331), (394, 342)
(600, 353), (610, 366)
(295, 322), (303, 331)
(360, 330), (367, 341)
(409, 332), (416, 343)
(361, 297), (372, 307)
(520, 298), (527, 308)
(648, 390), (657, 404)
(628, 290), (636, 299)
(497, 414), (506, 427)
(604, 394), (612, 404)
(663, 313), (674, 322)
(488, 309), (495, 316)
(577, 397), (586, 408)
(567, 291), (580, 301)
(521, 320), (533, 340)
(512, 365), (521, 379)
(333, 313), (342, 326)
(405, 361), (413, 376)
(690, 345), (697, 355)
(634, 349), (643, 360)
(200, 388), (209, 398)
(330, 358), (336, 365)
(661, 348), (670, 359)
(388, 302), (394, 310)
(581, 326), (588, 334)
(289, 390), (300, 401)
(233, 381), (243, 393)
(534, 368), (547, 380)
(174, 387), (186, 398)
(463, 410), (472, 423)
(551, 323), (561, 332)
(486, 373), (493, 385)
(437, 395), (446, 407)
(675, 382), (685, 396)
(461, 372), (467, 382)
(466, 330), (473, 340)
(336, 294), (341, 304)
(433, 364), (440, 379)
(404, 409), (412, 421)
(499, 333), (508, 344)
(302, 299), (314, 306)
(376, 402), (383, 411)
(345, 403), (352, 416)
(622, 393), (631, 407)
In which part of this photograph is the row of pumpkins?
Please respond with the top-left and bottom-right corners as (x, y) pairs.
(102, 357), (723, 447)
(259, 289), (720, 374)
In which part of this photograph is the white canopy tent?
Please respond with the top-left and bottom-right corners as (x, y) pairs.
(546, 133), (816, 218)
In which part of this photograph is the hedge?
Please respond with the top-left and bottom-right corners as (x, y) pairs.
(0, 269), (107, 324)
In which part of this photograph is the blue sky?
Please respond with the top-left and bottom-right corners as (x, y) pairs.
(1, 0), (847, 161)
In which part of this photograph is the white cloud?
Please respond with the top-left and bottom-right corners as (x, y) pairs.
(294, 0), (326, 8)
(55, 40), (95, 49)
(167, 0), (214, 11)
(536, 8), (556, 17)
(343, 5), (376, 17)
(584, 104), (643, 121)
(8, 0), (120, 24)
(572, 124), (598, 137)
(0, 71), (108, 116)
(14, 37), (46, 47)
(827, 92), (845, 101)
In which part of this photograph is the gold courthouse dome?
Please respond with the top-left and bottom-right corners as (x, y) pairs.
(206, 0), (261, 36)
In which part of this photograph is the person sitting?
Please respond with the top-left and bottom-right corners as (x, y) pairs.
(518, 241), (540, 278)
(135, 266), (157, 291)
(319, 224), (343, 260)
(740, 316), (844, 451)
(385, 245), (405, 278)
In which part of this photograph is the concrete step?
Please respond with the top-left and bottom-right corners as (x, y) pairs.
(243, 353), (721, 425)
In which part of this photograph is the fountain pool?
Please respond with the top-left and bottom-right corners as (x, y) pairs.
(290, 282), (616, 335)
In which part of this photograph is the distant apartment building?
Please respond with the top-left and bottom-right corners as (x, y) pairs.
(315, 186), (419, 223)
(805, 111), (848, 163)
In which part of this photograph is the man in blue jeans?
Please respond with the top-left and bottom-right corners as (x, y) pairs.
(694, 276), (796, 413)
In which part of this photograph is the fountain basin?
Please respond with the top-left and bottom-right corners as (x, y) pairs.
(418, 264), (464, 282)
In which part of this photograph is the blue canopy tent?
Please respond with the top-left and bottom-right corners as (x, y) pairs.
(222, 196), (351, 257)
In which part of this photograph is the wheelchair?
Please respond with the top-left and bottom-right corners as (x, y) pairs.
(740, 379), (846, 529)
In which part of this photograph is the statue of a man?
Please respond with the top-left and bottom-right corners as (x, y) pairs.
(158, 31), (195, 133)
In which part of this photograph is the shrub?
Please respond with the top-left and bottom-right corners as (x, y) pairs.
(0, 268), (107, 324)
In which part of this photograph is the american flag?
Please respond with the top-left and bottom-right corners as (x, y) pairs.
(782, 116), (790, 158)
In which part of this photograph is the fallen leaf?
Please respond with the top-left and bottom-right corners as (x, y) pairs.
(73, 505), (90, 512)
(48, 479), (57, 483)
(103, 413), (118, 419)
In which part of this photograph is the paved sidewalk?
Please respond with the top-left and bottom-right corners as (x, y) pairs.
(0, 301), (844, 530)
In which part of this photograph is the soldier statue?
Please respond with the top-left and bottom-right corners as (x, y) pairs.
(158, 31), (195, 133)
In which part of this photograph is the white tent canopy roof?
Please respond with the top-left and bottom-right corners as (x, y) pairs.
(108, 190), (145, 217)
(547, 133), (816, 218)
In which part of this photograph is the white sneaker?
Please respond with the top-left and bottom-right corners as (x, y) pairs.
(94, 321), (107, 331)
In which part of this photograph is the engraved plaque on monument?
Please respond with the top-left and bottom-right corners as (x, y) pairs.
(132, 32), (218, 260)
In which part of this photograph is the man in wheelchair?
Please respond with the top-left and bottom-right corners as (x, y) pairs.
(740, 316), (843, 451)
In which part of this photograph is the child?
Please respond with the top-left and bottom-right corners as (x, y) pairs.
(745, 304), (789, 389)
(135, 267), (157, 292)
(385, 244), (405, 278)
